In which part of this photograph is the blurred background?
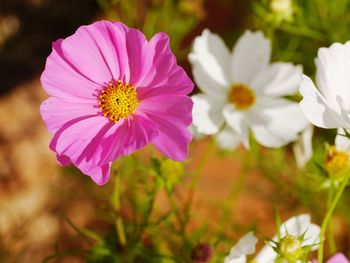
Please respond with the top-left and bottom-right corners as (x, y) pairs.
(1, 0), (350, 262)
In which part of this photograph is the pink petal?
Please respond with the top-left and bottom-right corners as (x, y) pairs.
(40, 97), (98, 133)
(136, 33), (194, 98)
(49, 116), (115, 182)
(327, 253), (349, 263)
(79, 161), (112, 185)
(150, 115), (192, 161)
(50, 116), (111, 162)
(81, 21), (123, 80)
(56, 153), (111, 185)
(55, 22), (115, 85)
(97, 114), (159, 164)
(136, 33), (175, 85)
(101, 21), (129, 81)
(56, 154), (71, 166)
(139, 94), (193, 161)
(115, 24), (149, 85)
(138, 94), (193, 126)
(41, 39), (101, 102)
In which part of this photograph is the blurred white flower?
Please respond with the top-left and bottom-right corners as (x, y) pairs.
(293, 125), (314, 168)
(190, 125), (207, 140)
(189, 30), (308, 149)
(224, 232), (258, 263)
(225, 214), (320, 263)
(299, 42), (350, 130)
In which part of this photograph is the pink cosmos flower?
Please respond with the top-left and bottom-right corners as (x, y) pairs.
(326, 253), (350, 263)
(40, 21), (193, 185)
(312, 253), (349, 263)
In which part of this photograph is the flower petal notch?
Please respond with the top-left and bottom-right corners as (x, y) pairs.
(40, 20), (194, 185)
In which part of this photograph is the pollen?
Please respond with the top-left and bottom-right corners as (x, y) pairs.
(325, 146), (350, 175)
(98, 81), (139, 122)
(229, 83), (256, 110)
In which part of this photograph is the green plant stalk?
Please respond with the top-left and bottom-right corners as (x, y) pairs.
(223, 167), (248, 213)
(327, 186), (336, 255)
(166, 189), (187, 245)
(113, 171), (127, 247)
(317, 173), (350, 262)
(135, 187), (157, 243)
(327, 216), (336, 255)
(278, 23), (326, 41)
(185, 139), (215, 220)
(115, 217), (127, 246)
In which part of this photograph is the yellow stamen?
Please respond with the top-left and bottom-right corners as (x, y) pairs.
(98, 81), (139, 122)
(229, 83), (255, 110)
(325, 146), (350, 175)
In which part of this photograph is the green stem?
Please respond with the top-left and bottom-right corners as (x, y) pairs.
(223, 167), (247, 212)
(327, 186), (336, 255)
(185, 139), (215, 213)
(166, 190), (187, 244)
(278, 24), (326, 41)
(135, 188), (157, 242)
(317, 174), (350, 262)
(113, 171), (127, 247)
(327, 217), (336, 255)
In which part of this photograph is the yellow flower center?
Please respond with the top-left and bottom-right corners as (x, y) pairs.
(98, 81), (139, 122)
(325, 146), (350, 175)
(229, 83), (256, 110)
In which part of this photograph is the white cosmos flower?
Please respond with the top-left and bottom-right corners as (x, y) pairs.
(189, 29), (308, 149)
(293, 125), (314, 168)
(299, 42), (350, 129)
(225, 214), (320, 263)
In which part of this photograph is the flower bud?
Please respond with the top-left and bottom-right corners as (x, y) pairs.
(191, 243), (212, 263)
(279, 235), (303, 261)
(270, 0), (293, 21)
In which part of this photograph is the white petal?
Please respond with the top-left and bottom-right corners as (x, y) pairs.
(189, 29), (231, 98)
(254, 244), (277, 263)
(223, 105), (250, 148)
(280, 214), (311, 237)
(299, 75), (348, 129)
(293, 125), (314, 168)
(316, 42), (350, 110)
(215, 126), (241, 150)
(335, 128), (350, 151)
(225, 255), (247, 263)
(225, 232), (258, 263)
(192, 94), (225, 135)
(302, 223), (321, 251)
(190, 125), (207, 140)
(231, 30), (271, 85)
(251, 62), (303, 96)
(250, 98), (309, 147)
